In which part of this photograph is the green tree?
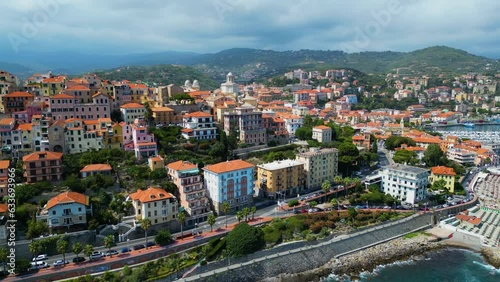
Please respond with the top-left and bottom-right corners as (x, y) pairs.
(295, 126), (312, 140)
(155, 230), (173, 246)
(56, 239), (69, 265)
(0, 247), (7, 272)
(338, 142), (360, 175)
(384, 136), (416, 150)
(111, 109), (123, 122)
(236, 211), (243, 223)
(251, 206), (257, 220)
(423, 144), (447, 167)
(104, 235), (115, 257)
(226, 222), (265, 257)
(14, 259), (31, 274)
(84, 244), (94, 261)
(177, 211), (186, 239)
(143, 102), (154, 125)
(72, 242), (83, 263)
(221, 202), (231, 228)
(347, 207), (358, 225)
(371, 139), (378, 153)
(207, 213), (216, 232)
(431, 179), (447, 191)
(140, 218), (152, 248)
(28, 240), (41, 260)
(321, 180), (331, 203)
(393, 149), (419, 165)
(209, 141), (227, 160)
(242, 207), (251, 222)
(26, 219), (49, 240)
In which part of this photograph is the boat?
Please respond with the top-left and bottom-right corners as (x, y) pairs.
(464, 123), (475, 127)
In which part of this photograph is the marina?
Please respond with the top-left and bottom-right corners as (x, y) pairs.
(435, 130), (500, 145)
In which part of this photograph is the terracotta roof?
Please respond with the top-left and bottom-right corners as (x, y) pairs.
(120, 103), (144, 109)
(0, 160), (9, 170)
(352, 135), (365, 141)
(128, 83), (147, 89)
(413, 137), (441, 144)
(4, 91), (34, 98)
(0, 118), (15, 125)
(181, 128), (194, 133)
(136, 142), (157, 147)
(183, 111), (212, 118)
(43, 76), (66, 83)
(431, 166), (456, 176)
(80, 164), (112, 173)
(51, 120), (66, 128)
(0, 204), (7, 213)
(129, 187), (174, 203)
(46, 192), (88, 210)
(22, 151), (63, 162)
(204, 160), (254, 174)
(149, 156), (163, 162)
(92, 92), (106, 98)
(313, 125), (331, 130)
(152, 107), (174, 112)
(16, 123), (32, 131)
(455, 214), (481, 225)
(65, 85), (90, 91)
(166, 160), (197, 171)
(83, 120), (99, 125)
(51, 93), (75, 99)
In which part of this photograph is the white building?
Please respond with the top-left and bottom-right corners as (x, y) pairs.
(447, 148), (476, 165)
(120, 103), (145, 124)
(296, 147), (339, 189)
(203, 160), (255, 213)
(220, 72), (239, 95)
(36, 192), (89, 228)
(129, 187), (178, 225)
(181, 111), (217, 140)
(379, 164), (429, 205)
(312, 125), (333, 143)
(282, 114), (303, 136)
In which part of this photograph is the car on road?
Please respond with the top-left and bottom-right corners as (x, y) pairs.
(32, 254), (48, 262)
(105, 250), (119, 256)
(90, 251), (104, 260)
(121, 247), (131, 253)
(73, 257), (86, 263)
(146, 242), (156, 248)
(53, 260), (69, 267)
(133, 244), (145, 250)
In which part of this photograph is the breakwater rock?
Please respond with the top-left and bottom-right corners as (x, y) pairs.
(480, 247), (500, 269)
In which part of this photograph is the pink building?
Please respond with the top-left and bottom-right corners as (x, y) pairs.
(49, 92), (111, 120)
(124, 121), (157, 160)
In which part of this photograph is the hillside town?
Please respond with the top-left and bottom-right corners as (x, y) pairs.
(0, 66), (499, 279)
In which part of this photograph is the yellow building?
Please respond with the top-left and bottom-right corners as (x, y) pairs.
(257, 159), (305, 199)
(430, 166), (456, 193)
(148, 155), (165, 171)
(296, 147), (339, 189)
(42, 76), (66, 96)
(151, 106), (175, 126)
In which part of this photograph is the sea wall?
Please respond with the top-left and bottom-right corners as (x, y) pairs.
(177, 213), (433, 282)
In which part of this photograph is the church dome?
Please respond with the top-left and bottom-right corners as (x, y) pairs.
(192, 80), (200, 88)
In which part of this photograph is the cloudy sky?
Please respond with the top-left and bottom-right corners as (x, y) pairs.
(2, 0), (500, 58)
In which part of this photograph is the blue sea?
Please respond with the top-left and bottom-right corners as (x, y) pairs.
(433, 123), (500, 132)
(324, 249), (500, 282)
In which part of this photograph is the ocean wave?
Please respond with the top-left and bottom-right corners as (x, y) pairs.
(472, 260), (500, 274)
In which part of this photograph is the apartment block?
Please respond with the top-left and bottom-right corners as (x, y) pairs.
(379, 164), (429, 205)
(257, 159), (305, 199)
(296, 147), (339, 189)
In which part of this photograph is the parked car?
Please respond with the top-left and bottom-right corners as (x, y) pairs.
(90, 251), (104, 260)
(73, 257), (86, 263)
(29, 261), (49, 270)
(146, 242), (156, 248)
(105, 250), (119, 256)
(32, 254), (48, 262)
(121, 247), (131, 253)
(133, 244), (145, 251)
(53, 260), (69, 267)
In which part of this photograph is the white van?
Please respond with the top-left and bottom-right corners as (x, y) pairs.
(29, 261), (49, 270)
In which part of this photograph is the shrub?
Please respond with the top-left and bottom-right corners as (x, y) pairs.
(226, 223), (265, 257)
(206, 238), (226, 261)
(288, 199), (299, 207)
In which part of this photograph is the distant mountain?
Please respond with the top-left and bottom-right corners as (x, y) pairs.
(0, 61), (33, 78)
(93, 65), (219, 90)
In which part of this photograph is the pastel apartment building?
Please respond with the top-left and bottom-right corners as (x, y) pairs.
(1, 91), (35, 114)
(42, 76), (66, 96)
(120, 103), (145, 124)
(223, 105), (267, 145)
(128, 122), (158, 160)
(167, 160), (210, 224)
(312, 125), (332, 143)
(37, 192), (89, 228)
(203, 160), (255, 213)
(352, 132), (371, 151)
(257, 159), (305, 199)
(430, 166), (456, 193)
(447, 148), (476, 165)
(379, 164), (429, 205)
(181, 111), (217, 141)
(0, 118), (16, 150)
(129, 187), (178, 225)
(64, 118), (103, 154)
(151, 106), (175, 126)
(49, 92), (111, 121)
(22, 151), (63, 183)
(80, 164), (113, 178)
(296, 147), (339, 189)
(0, 160), (10, 197)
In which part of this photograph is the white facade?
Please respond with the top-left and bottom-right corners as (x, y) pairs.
(129, 187), (178, 225)
(296, 147), (339, 189)
(283, 115), (303, 135)
(181, 112), (217, 140)
(379, 164), (429, 205)
(220, 72), (239, 95)
(312, 126), (332, 143)
(447, 148), (476, 165)
(120, 103), (146, 124)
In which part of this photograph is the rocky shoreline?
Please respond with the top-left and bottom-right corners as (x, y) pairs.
(260, 234), (499, 282)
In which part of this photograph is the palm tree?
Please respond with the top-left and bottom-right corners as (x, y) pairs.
(0, 247), (7, 272)
(72, 242), (83, 263)
(221, 202), (231, 228)
(333, 175), (342, 185)
(56, 239), (69, 265)
(177, 211), (186, 239)
(242, 207), (250, 222)
(104, 235), (114, 257)
(250, 206), (257, 220)
(29, 240), (41, 260)
(343, 177), (353, 196)
(140, 218), (152, 248)
(84, 244), (94, 261)
(236, 211), (243, 223)
(207, 213), (216, 232)
(352, 177), (362, 192)
(322, 180), (332, 203)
